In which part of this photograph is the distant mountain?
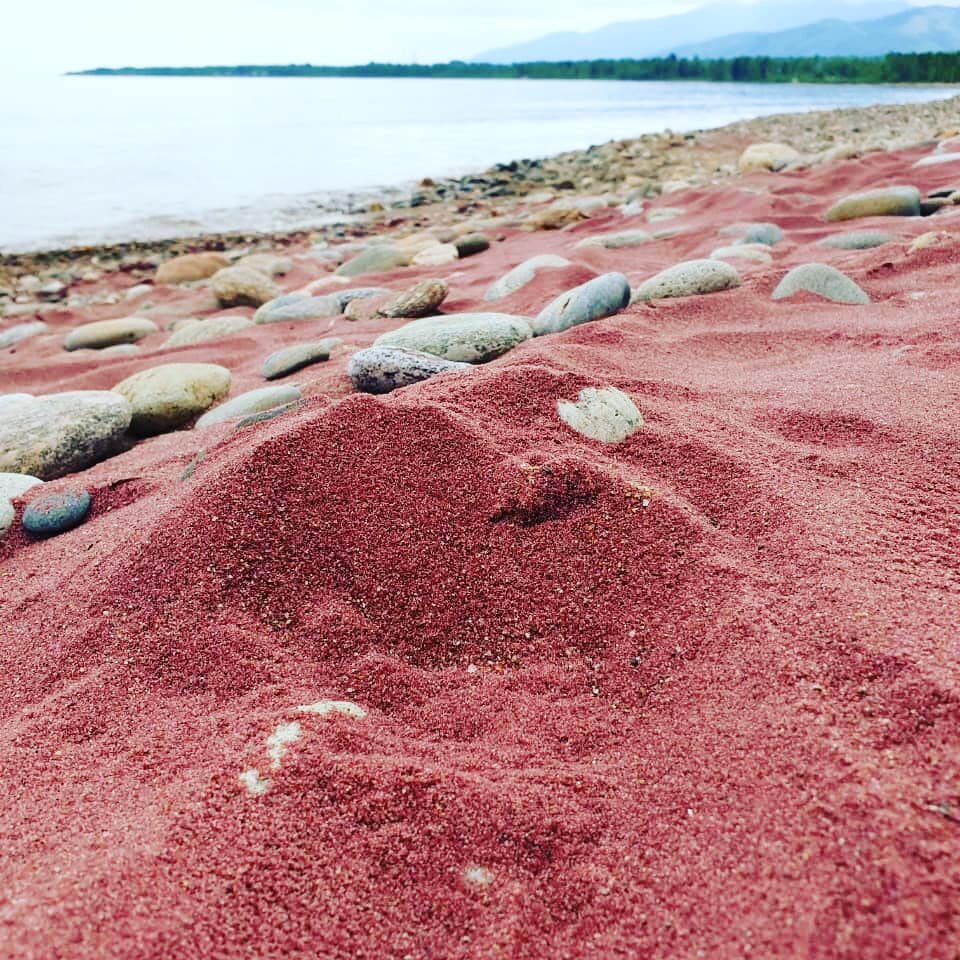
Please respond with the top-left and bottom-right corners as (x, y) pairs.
(473, 0), (909, 63)
(669, 5), (960, 57)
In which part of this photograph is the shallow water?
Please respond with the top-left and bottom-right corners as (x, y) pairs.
(0, 75), (953, 251)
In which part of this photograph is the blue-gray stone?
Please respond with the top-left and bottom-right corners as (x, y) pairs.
(532, 273), (631, 336)
(347, 347), (473, 394)
(22, 488), (91, 537)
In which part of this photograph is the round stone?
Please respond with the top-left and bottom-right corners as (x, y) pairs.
(0, 391), (132, 480)
(557, 387), (643, 444)
(22, 488), (91, 537)
(378, 279), (448, 319)
(411, 243), (458, 267)
(632, 260), (741, 302)
(0, 321), (48, 349)
(234, 253), (292, 276)
(374, 313), (532, 363)
(112, 363), (232, 435)
(710, 245), (772, 264)
(261, 339), (340, 380)
(483, 255), (571, 302)
(454, 234), (490, 258)
(574, 230), (651, 250)
(195, 385), (302, 429)
(346, 347), (473, 394)
(737, 142), (801, 174)
(155, 252), (228, 285)
(210, 265), (282, 307)
(254, 295), (340, 325)
(826, 186), (921, 222)
(0, 472), (43, 536)
(771, 264), (869, 305)
(64, 317), (158, 352)
(532, 273), (630, 336)
(818, 231), (894, 250)
(164, 315), (254, 348)
(718, 222), (783, 246)
(335, 246), (410, 278)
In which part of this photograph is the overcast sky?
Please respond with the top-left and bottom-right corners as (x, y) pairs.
(6, 0), (951, 74)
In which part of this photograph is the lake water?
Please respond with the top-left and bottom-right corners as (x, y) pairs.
(0, 76), (954, 252)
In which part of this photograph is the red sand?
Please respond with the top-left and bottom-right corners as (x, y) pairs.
(1, 146), (959, 958)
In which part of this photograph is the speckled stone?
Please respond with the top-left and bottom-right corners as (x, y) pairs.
(374, 313), (532, 363)
(826, 186), (921, 222)
(0, 391), (132, 480)
(532, 273), (630, 336)
(771, 264), (870, 305)
(261, 339), (340, 380)
(195, 385), (303, 429)
(347, 347), (473, 394)
(64, 317), (158, 352)
(632, 259), (741, 302)
(22, 488), (91, 537)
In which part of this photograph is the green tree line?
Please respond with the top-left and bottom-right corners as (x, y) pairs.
(73, 53), (960, 84)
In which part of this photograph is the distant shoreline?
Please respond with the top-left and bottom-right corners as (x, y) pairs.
(68, 53), (960, 85)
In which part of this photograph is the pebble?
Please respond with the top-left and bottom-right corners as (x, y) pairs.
(909, 231), (953, 253)
(22, 488), (91, 537)
(710, 245), (773, 264)
(557, 387), (643, 444)
(378, 279), (448, 319)
(347, 346), (474, 394)
(195, 385), (303, 429)
(646, 208), (685, 223)
(165, 315), (254, 348)
(155, 252), (229, 284)
(524, 207), (588, 230)
(210, 265), (282, 307)
(818, 231), (894, 250)
(112, 363), (232, 435)
(335, 246), (410, 277)
(454, 234), (490, 258)
(533, 273), (631, 336)
(335, 288), (392, 310)
(234, 253), (292, 276)
(124, 283), (152, 300)
(0, 472), (43, 536)
(719, 222), (783, 246)
(737, 142), (801, 173)
(0, 321), (48, 349)
(64, 317), (158, 351)
(575, 229), (651, 250)
(913, 153), (960, 169)
(0, 391), (131, 479)
(484, 255), (571, 302)
(411, 243), (458, 267)
(633, 259), (741, 302)
(261, 339), (340, 380)
(771, 263), (869, 304)
(254, 294), (340, 324)
(374, 313), (532, 363)
(826, 186), (921, 221)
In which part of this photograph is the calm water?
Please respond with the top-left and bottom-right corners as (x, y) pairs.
(0, 76), (954, 251)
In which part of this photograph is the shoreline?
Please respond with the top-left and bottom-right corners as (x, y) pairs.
(3, 92), (959, 300)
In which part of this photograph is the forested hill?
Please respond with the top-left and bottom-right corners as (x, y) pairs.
(71, 53), (960, 83)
